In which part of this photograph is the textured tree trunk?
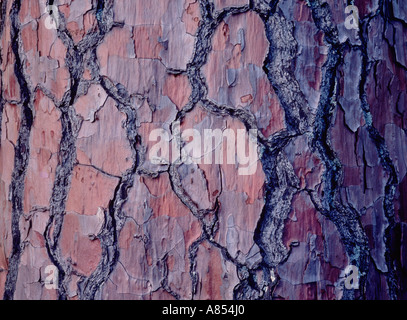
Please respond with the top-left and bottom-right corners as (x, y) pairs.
(0, 0), (406, 300)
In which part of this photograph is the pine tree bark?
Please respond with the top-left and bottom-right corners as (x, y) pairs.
(0, 0), (406, 300)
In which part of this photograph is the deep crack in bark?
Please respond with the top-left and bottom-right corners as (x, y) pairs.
(307, 0), (370, 300)
(3, 0), (35, 300)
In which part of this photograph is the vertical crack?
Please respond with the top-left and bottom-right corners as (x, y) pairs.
(251, 5), (310, 299)
(258, 5), (311, 135)
(3, 0), (34, 300)
(307, 0), (370, 300)
(44, 104), (81, 300)
(43, 0), (114, 300)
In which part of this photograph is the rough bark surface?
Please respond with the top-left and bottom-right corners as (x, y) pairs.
(0, 0), (406, 300)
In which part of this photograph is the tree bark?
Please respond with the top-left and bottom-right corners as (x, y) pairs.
(0, 0), (406, 300)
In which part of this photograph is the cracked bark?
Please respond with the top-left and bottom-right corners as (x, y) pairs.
(3, 0), (35, 300)
(0, 0), (406, 300)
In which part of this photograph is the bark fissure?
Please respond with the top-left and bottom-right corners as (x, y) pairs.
(3, 0), (35, 300)
(307, 0), (370, 300)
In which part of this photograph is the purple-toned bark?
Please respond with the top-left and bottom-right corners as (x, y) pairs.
(0, 0), (406, 300)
